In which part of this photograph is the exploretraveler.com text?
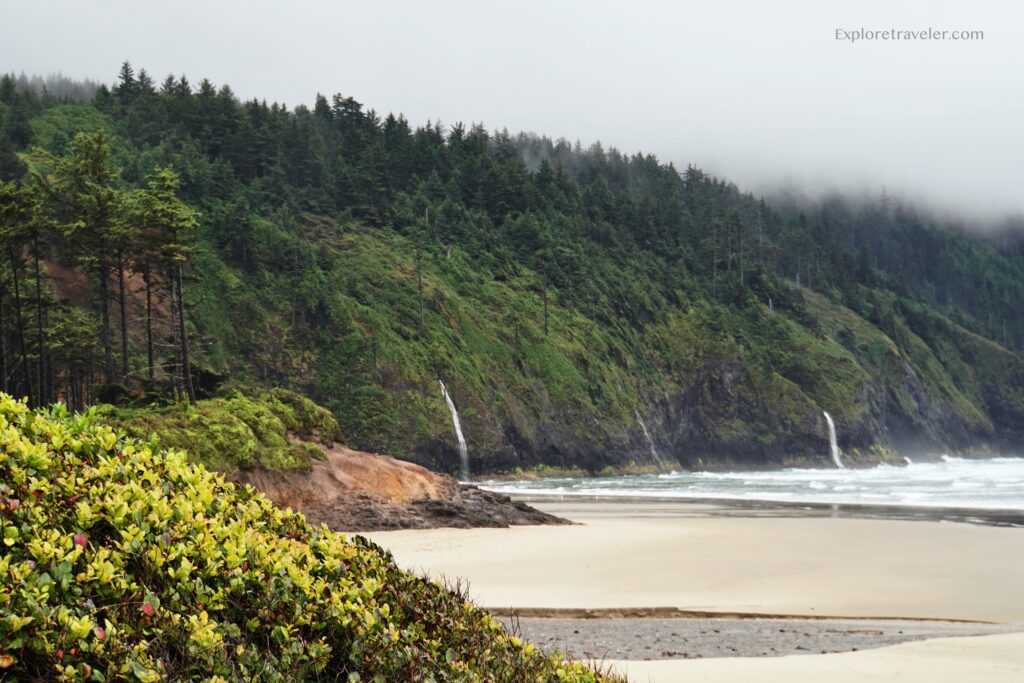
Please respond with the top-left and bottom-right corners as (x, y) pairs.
(835, 27), (984, 43)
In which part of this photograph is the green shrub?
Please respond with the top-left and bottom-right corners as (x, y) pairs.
(99, 390), (341, 474)
(262, 388), (342, 445)
(0, 395), (612, 681)
(100, 401), (261, 473)
(221, 394), (288, 448)
(259, 441), (324, 471)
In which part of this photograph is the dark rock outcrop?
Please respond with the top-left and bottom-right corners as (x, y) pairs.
(233, 443), (566, 531)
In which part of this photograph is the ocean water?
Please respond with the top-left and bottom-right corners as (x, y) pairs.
(480, 457), (1024, 511)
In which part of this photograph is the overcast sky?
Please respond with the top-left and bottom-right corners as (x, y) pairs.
(4, 0), (1021, 220)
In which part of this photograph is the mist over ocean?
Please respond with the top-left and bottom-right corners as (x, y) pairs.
(482, 457), (1024, 511)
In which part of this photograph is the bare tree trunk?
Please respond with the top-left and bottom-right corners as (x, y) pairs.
(97, 254), (115, 384)
(757, 205), (765, 267)
(175, 265), (196, 403)
(417, 209), (428, 338)
(167, 265), (181, 396)
(727, 227), (733, 273)
(145, 260), (154, 381)
(74, 369), (82, 413)
(738, 221), (744, 288)
(77, 369), (84, 412)
(32, 232), (46, 404)
(0, 281), (7, 395)
(117, 247), (129, 383)
(416, 243), (425, 338)
(9, 249), (32, 403)
(291, 242), (299, 328)
(86, 347), (94, 408)
(712, 225), (718, 296)
(543, 281), (549, 338)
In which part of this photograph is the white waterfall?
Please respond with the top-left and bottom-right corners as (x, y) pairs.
(823, 411), (844, 468)
(439, 379), (470, 481)
(635, 410), (669, 472)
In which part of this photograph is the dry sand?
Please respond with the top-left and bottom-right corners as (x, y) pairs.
(362, 500), (1024, 622)
(361, 499), (1024, 681)
(607, 632), (1024, 682)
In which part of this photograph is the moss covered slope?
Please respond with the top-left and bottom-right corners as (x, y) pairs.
(0, 395), (610, 681)
(97, 388), (341, 474)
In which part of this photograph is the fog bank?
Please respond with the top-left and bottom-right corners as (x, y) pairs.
(4, 0), (1021, 220)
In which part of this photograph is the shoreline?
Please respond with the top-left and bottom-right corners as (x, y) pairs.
(487, 606), (994, 623)
(476, 453), (1022, 482)
(473, 455), (1024, 528)
(485, 493), (1024, 528)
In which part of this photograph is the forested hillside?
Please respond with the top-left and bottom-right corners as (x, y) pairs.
(3, 64), (1024, 474)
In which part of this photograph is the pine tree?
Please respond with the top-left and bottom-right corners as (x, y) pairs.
(115, 61), (138, 103)
(26, 188), (49, 403)
(0, 181), (34, 402)
(133, 167), (198, 402)
(47, 131), (123, 385)
(113, 210), (138, 383)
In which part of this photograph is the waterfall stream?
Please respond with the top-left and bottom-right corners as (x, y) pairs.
(439, 379), (470, 481)
(635, 410), (669, 472)
(823, 411), (844, 468)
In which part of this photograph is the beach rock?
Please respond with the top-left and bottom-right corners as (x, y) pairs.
(233, 443), (566, 531)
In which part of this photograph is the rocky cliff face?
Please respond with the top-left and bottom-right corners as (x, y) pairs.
(407, 293), (1024, 475)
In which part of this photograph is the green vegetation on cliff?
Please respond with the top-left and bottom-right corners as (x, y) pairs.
(0, 394), (610, 681)
(3, 65), (1024, 471)
(99, 388), (340, 474)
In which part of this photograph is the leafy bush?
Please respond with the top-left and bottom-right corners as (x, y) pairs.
(0, 395), (612, 681)
(261, 388), (342, 445)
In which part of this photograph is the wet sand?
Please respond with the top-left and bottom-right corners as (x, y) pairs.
(512, 496), (1024, 527)
(499, 615), (1018, 660)
(361, 497), (1024, 681)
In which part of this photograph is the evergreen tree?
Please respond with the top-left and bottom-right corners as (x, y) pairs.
(0, 181), (34, 401)
(47, 130), (123, 385)
(133, 167), (198, 402)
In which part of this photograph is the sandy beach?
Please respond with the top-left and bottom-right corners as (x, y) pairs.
(362, 498), (1024, 681)
(608, 632), (1024, 683)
